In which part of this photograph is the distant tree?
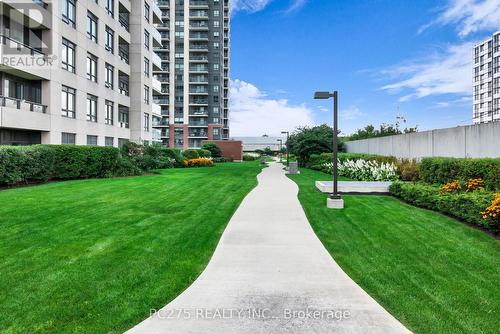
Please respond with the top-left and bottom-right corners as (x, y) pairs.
(287, 124), (343, 166)
(348, 122), (418, 141)
(263, 147), (274, 156)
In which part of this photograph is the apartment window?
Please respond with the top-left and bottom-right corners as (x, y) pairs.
(144, 85), (150, 104)
(87, 94), (98, 122)
(213, 42), (220, 49)
(213, 63), (219, 70)
(213, 21), (219, 28)
(213, 85), (219, 93)
(105, 63), (114, 89)
(144, 57), (150, 77)
(62, 132), (76, 145)
(118, 138), (128, 147)
(105, 100), (114, 125)
(87, 53), (98, 82)
(61, 86), (76, 118)
(144, 30), (150, 49)
(214, 10), (220, 17)
(144, 113), (150, 132)
(87, 11), (98, 43)
(87, 135), (98, 146)
(119, 106), (129, 128)
(105, 0), (114, 17)
(105, 137), (114, 146)
(105, 26), (114, 53)
(144, 1), (150, 22)
(62, 38), (76, 73)
(62, 0), (76, 28)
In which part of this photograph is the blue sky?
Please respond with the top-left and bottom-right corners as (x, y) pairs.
(228, 0), (500, 136)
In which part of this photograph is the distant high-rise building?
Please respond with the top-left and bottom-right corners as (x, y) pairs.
(473, 31), (500, 124)
(154, 0), (231, 149)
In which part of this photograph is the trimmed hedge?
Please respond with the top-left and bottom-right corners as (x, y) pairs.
(419, 157), (500, 190)
(390, 182), (497, 233)
(0, 145), (122, 185)
(196, 149), (212, 158)
(201, 143), (222, 158)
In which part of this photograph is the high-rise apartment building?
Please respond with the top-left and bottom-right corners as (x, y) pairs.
(473, 31), (500, 124)
(0, 0), (229, 147)
(153, 0), (230, 149)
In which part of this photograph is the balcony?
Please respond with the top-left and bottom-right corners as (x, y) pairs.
(152, 1), (163, 24)
(152, 52), (162, 71)
(151, 27), (163, 47)
(0, 96), (49, 131)
(0, 35), (51, 80)
(190, 0), (209, 8)
(189, 129), (208, 138)
(152, 76), (162, 93)
(152, 102), (162, 116)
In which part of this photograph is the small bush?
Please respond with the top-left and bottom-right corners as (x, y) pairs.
(396, 159), (420, 181)
(196, 149), (212, 158)
(243, 154), (257, 161)
(390, 182), (496, 232)
(182, 149), (200, 160)
(164, 148), (184, 167)
(0, 147), (24, 185)
(213, 157), (228, 163)
(201, 143), (222, 158)
(419, 157), (500, 190)
(183, 158), (214, 167)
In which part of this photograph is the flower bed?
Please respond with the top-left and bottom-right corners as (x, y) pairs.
(183, 158), (214, 168)
(321, 159), (398, 181)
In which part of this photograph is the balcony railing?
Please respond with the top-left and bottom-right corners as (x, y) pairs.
(0, 35), (44, 56)
(0, 96), (47, 113)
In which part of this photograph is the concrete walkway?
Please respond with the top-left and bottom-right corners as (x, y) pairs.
(126, 163), (411, 334)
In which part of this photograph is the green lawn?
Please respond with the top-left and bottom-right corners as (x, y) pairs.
(0, 162), (262, 334)
(288, 168), (500, 334)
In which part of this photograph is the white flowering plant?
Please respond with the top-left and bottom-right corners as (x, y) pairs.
(322, 159), (399, 181)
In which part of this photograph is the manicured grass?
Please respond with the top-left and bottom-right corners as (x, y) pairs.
(288, 168), (500, 334)
(0, 162), (262, 334)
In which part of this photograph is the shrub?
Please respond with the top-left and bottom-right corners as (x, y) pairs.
(143, 143), (174, 170)
(164, 148), (184, 167)
(182, 149), (200, 160)
(115, 157), (142, 177)
(0, 145), (123, 185)
(390, 182), (496, 232)
(419, 157), (500, 190)
(183, 158), (214, 167)
(201, 143), (223, 158)
(213, 157), (228, 163)
(243, 154), (257, 161)
(196, 149), (212, 158)
(481, 194), (500, 232)
(0, 146), (24, 185)
(396, 159), (420, 181)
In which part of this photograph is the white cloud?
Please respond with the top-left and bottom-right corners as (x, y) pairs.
(420, 0), (500, 37)
(341, 106), (366, 121)
(285, 0), (308, 13)
(229, 79), (315, 136)
(231, 0), (273, 13)
(380, 43), (473, 101)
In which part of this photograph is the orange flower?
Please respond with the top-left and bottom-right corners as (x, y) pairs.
(441, 180), (461, 193)
(481, 193), (500, 223)
(465, 178), (484, 192)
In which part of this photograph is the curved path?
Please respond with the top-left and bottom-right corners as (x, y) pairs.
(126, 163), (411, 334)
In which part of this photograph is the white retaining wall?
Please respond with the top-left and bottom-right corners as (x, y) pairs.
(344, 122), (500, 159)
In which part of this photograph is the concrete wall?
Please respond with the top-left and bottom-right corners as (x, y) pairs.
(344, 122), (500, 159)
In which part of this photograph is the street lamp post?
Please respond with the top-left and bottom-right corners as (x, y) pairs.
(277, 139), (283, 162)
(314, 91), (344, 209)
(281, 131), (289, 166)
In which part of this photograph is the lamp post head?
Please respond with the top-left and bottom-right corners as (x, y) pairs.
(314, 91), (333, 99)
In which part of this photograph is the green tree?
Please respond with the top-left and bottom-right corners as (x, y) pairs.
(287, 124), (343, 166)
(201, 143), (223, 158)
